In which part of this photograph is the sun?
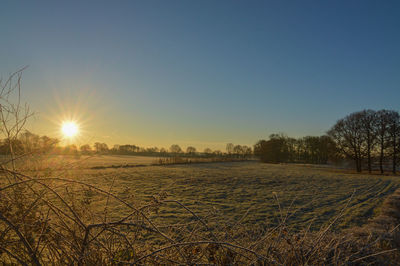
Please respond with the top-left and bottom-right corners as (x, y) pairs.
(61, 121), (79, 138)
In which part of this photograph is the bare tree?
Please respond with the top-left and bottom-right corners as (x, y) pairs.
(376, 110), (392, 174)
(203, 148), (212, 154)
(386, 111), (400, 174)
(80, 144), (92, 154)
(169, 144), (182, 154)
(94, 142), (109, 153)
(328, 112), (365, 172)
(226, 143), (234, 155)
(186, 146), (196, 155)
(213, 150), (222, 156)
(233, 145), (242, 157)
(242, 145), (252, 158)
(0, 67), (33, 168)
(360, 110), (378, 173)
(253, 136), (288, 163)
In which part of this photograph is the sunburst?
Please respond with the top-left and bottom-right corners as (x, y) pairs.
(61, 121), (79, 138)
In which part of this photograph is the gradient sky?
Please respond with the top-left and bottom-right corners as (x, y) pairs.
(1, 1), (400, 150)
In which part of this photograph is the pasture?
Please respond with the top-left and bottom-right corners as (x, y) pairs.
(10, 154), (158, 170)
(3, 155), (400, 264)
(47, 157), (399, 231)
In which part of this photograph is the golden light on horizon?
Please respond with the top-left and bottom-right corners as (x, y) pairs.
(61, 121), (79, 138)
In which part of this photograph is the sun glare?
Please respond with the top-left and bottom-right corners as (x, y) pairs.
(61, 121), (79, 138)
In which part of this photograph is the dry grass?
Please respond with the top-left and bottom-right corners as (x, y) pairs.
(1, 155), (400, 264)
(49, 159), (398, 231)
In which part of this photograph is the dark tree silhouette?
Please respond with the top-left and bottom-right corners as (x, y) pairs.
(254, 135), (288, 163)
(226, 143), (234, 155)
(94, 142), (109, 153)
(169, 144), (182, 154)
(80, 144), (92, 154)
(254, 134), (336, 164)
(328, 112), (366, 172)
(186, 146), (196, 155)
(386, 111), (400, 174)
(376, 110), (392, 174)
(360, 110), (378, 173)
(203, 148), (212, 154)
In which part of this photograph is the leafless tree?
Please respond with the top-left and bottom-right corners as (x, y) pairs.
(328, 112), (365, 172)
(169, 144), (182, 154)
(386, 111), (400, 174)
(186, 146), (196, 155)
(203, 148), (212, 154)
(80, 144), (92, 154)
(360, 110), (378, 173)
(376, 110), (392, 174)
(233, 144), (242, 155)
(226, 143), (234, 155)
(242, 145), (252, 158)
(94, 142), (109, 153)
(0, 67), (33, 168)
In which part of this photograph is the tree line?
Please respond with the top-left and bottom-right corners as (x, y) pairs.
(254, 134), (337, 165)
(0, 131), (252, 158)
(328, 109), (400, 174)
(0, 131), (59, 154)
(254, 109), (400, 174)
(84, 142), (252, 158)
(5, 109), (399, 174)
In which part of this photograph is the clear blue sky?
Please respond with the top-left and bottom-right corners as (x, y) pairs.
(1, 1), (399, 150)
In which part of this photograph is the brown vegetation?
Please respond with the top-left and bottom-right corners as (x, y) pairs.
(1, 165), (400, 264)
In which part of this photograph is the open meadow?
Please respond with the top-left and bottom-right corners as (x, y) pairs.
(3, 155), (400, 264)
(46, 157), (399, 231)
(0, 154), (158, 170)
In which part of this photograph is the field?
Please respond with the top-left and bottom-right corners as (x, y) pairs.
(3, 154), (158, 169)
(47, 156), (400, 231)
(3, 155), (400, 264)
